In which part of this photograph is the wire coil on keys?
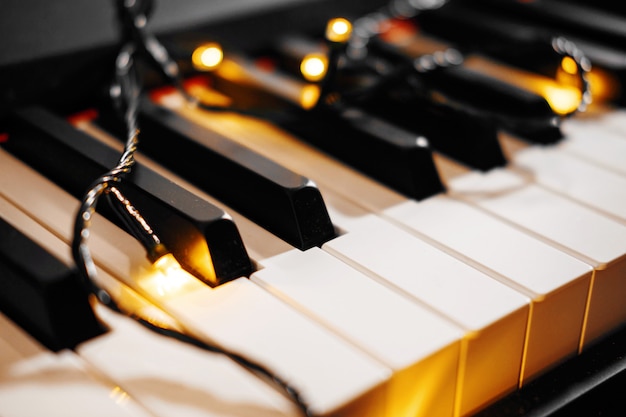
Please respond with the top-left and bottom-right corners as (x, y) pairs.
(71, 0), (312, 415)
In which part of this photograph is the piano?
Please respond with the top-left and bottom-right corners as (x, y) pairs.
(1, 0), (626, 416)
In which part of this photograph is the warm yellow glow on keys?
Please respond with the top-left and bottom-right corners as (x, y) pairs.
(326, 18), (352, 43)
(300, 53), (328, 81)
(137, 253), (201, 300)
(192, 43), (224, 71)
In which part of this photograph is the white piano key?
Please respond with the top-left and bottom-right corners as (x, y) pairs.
(558, 122), (626, 176)
(512, 147), (626, 224)
(449, 168), (626, 349)
(0, 148), (393, 417)
(252, 247), (463, 417)
(321, 211), (529, 416)
(383, 196), (593, 383)
(0, 314), (153, 417)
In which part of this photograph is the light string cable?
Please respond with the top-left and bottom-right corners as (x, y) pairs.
(313, 0), (456, 106)
(116, 0), (266, 117)
(341, 0), (591, 123)
(70, 0), (312, 414)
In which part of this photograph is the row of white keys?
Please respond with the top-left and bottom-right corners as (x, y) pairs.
(75, 118), (465, 417)
(0, 193), (298, 417)
(447, 165), (626, 346)
(398, 122), (626, 357)
(160, 97), (595, 387)
(317, 193), (529, 416)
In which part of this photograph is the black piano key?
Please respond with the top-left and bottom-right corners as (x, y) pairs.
(367, 38), (562, 143)
(356, 92), (510, 170)
(3, 106), (252, 287)
(275, 104), (445, 200)
(98, 99), (336, 251)
(0, 217), (105, 351)
(206, 56), (445, 200)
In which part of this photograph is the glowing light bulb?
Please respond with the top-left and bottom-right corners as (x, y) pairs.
(137, 253), (198, 299)
(326, 18), (352, 43)
(192, 43), (224, 71)
(300, 53), (328, 81)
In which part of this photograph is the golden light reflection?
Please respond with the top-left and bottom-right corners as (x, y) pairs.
(300, 53), (328, 82)
(192, 43), (224, 71)
(326, 18), (353, 43)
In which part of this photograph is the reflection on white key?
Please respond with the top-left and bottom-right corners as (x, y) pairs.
(0, 149), (391, 417)
(0, 314), (152, 417)
(383, 196), (593, 383)
(252, 247), (463, 417)
(449, 169), (626, 350)
(322, 206), (529, 416)
(512, 147), (626, 224)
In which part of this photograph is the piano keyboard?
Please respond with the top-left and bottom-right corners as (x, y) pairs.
(2, 0), (626, 416)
